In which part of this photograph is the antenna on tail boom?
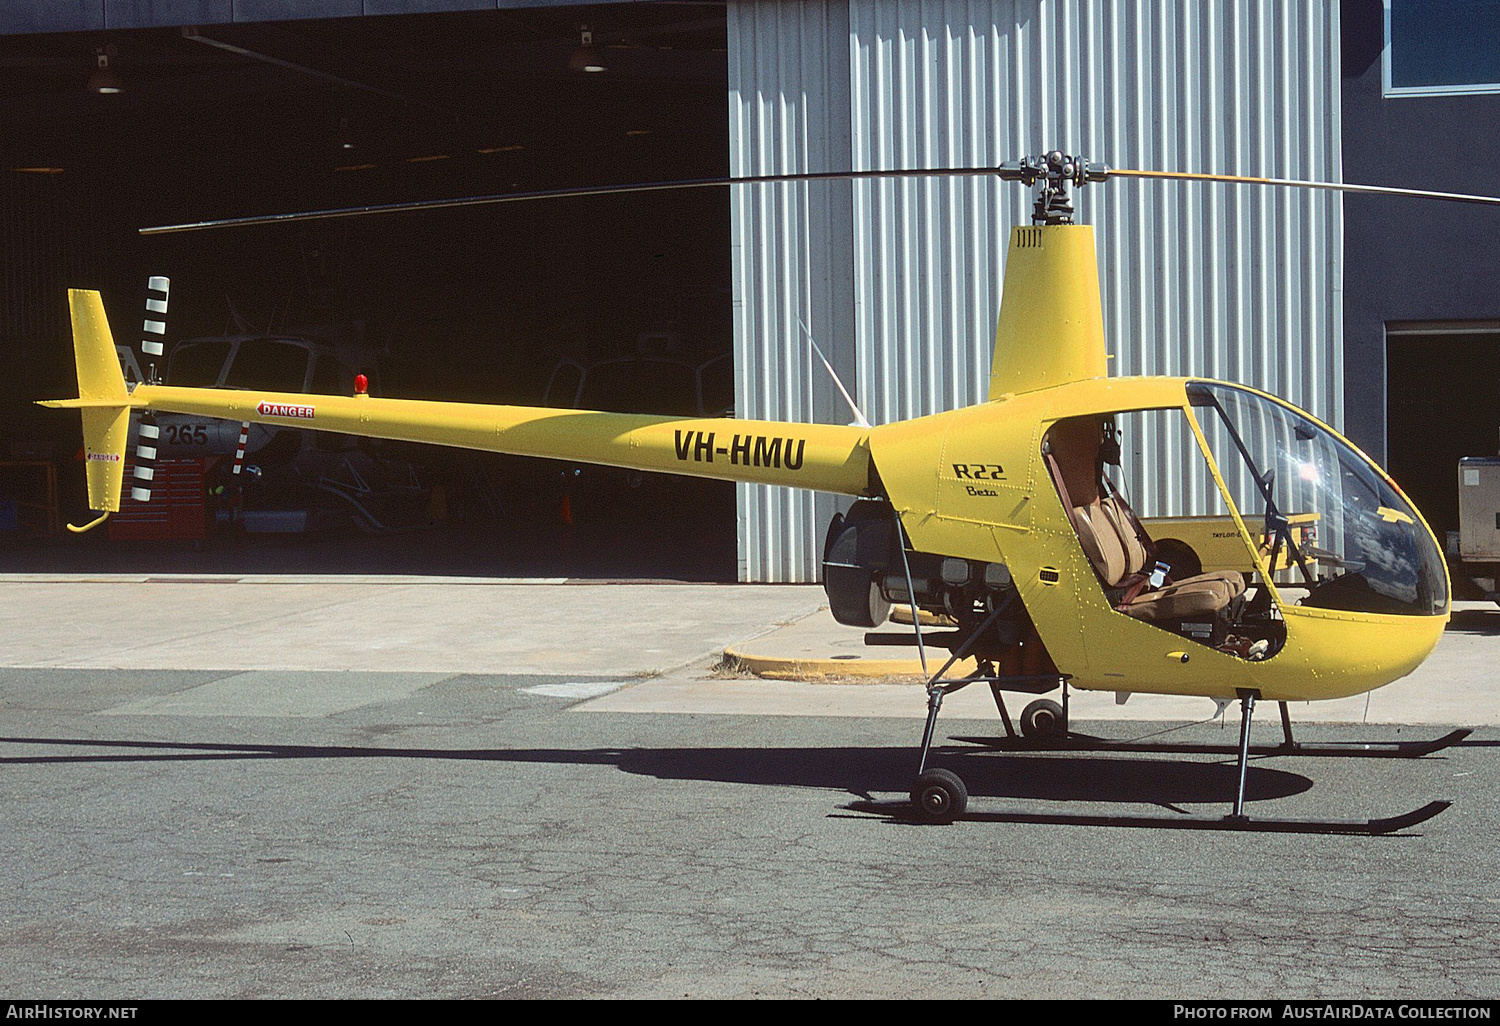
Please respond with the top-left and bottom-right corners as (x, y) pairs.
(796, 316), (871, 430)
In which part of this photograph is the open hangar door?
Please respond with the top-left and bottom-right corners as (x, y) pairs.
(0, 4), (736, 580)
(1385, 324), (1500, 596)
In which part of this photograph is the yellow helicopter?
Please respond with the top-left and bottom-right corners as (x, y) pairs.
(43, 152), (1495, 833)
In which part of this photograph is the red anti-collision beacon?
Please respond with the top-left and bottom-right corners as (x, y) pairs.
(354, 373), (369, 396)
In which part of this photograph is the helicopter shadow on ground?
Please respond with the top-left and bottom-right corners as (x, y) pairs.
(0, 734), (1310, 810)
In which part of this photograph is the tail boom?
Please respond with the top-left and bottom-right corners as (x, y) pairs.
(122, 384), (876, 497)
(43, 289), (874, 504)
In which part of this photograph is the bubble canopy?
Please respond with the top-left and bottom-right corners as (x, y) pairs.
(1187, 381), (1449, 617)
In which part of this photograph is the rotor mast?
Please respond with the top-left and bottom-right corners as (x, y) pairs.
(988, 152), (1110, 399)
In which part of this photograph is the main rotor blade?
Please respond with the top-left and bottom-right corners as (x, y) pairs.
(137, 165), (1008, 235)
(1111, 167), (1500, 207)
(139, 163), (1500, 236)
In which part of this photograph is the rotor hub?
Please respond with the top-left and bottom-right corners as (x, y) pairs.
(999, 151), (1111, 226)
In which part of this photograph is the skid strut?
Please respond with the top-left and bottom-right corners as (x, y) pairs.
(900, 607), (1458, 832)
(910, 591), (1047, 776)
(1231, 689), (1256, 819)
(908, 592), (1073, 822)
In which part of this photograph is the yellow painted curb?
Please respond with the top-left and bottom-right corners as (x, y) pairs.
(721, 645), (979, 682)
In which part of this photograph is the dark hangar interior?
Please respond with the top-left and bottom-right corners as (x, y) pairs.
(0, 4), (739, 579)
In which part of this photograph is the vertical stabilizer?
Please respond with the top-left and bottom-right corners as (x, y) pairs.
(67, 289), (130, 516)
(987, 224), (1107, 399)
(70, 289), (126, 402)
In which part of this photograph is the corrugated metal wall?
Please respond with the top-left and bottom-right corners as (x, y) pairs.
(729, 0), (1343, 582)
(729, 0), (857, 583)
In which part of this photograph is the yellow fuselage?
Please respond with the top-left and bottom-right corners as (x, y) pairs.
(867, 377), (1448, 702)
(45, 219), (1450, 705)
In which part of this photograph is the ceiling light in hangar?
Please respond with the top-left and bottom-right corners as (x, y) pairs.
(569, 27), (607, 74)
(87, 44), (122, 94)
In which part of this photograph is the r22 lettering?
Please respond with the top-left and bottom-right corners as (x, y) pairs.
(952, 463), (1004, 480)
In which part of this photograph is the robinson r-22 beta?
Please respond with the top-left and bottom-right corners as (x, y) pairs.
(45, 152), (1495, 834)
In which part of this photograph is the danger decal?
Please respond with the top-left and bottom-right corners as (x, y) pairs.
(85, 452), (121, 462)
(256, 401), (316, 420)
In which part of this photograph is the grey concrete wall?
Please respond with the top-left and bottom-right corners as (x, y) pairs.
(1340, 0), (1500, 464)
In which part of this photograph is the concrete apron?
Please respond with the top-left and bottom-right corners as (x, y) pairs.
(0, 576), (1495, 726)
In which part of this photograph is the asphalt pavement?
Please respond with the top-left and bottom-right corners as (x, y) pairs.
(0, 575), (1496, 999)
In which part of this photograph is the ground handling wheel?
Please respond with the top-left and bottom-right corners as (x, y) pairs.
(910, 768), (968, 823)
(1020, 698), (1067, 739)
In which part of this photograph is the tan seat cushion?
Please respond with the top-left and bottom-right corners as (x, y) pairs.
(1050, 421), (1248, 624)
(1071, 496), (1247, 621)
(1072, 501), (1128, 586)
(1099, 497), (1149, 576)
(1121, 571), (1246, 621)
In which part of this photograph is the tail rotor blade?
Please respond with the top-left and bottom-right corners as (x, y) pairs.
(142, 276), (169, 360)
(132, 416), (158, 503)
(133, 276), (169, 505)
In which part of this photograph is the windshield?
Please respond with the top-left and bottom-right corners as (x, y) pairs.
(224, 340), (312, 393)
(167, 340), (232, 387)
(1187, 382), (1448, 616)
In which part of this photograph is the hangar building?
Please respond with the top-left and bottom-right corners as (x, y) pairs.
(0, 1), (1494, 583)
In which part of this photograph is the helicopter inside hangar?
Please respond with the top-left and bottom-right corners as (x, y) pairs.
(0, 5), (738, 575)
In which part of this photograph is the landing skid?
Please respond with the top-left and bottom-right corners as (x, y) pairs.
(898, 598), (1456, 832)
(951, 727), (1474, 759)
(848, 798), (1452, 836)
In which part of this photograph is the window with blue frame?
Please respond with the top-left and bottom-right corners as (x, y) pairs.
(1384, 0), (1500, 95)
